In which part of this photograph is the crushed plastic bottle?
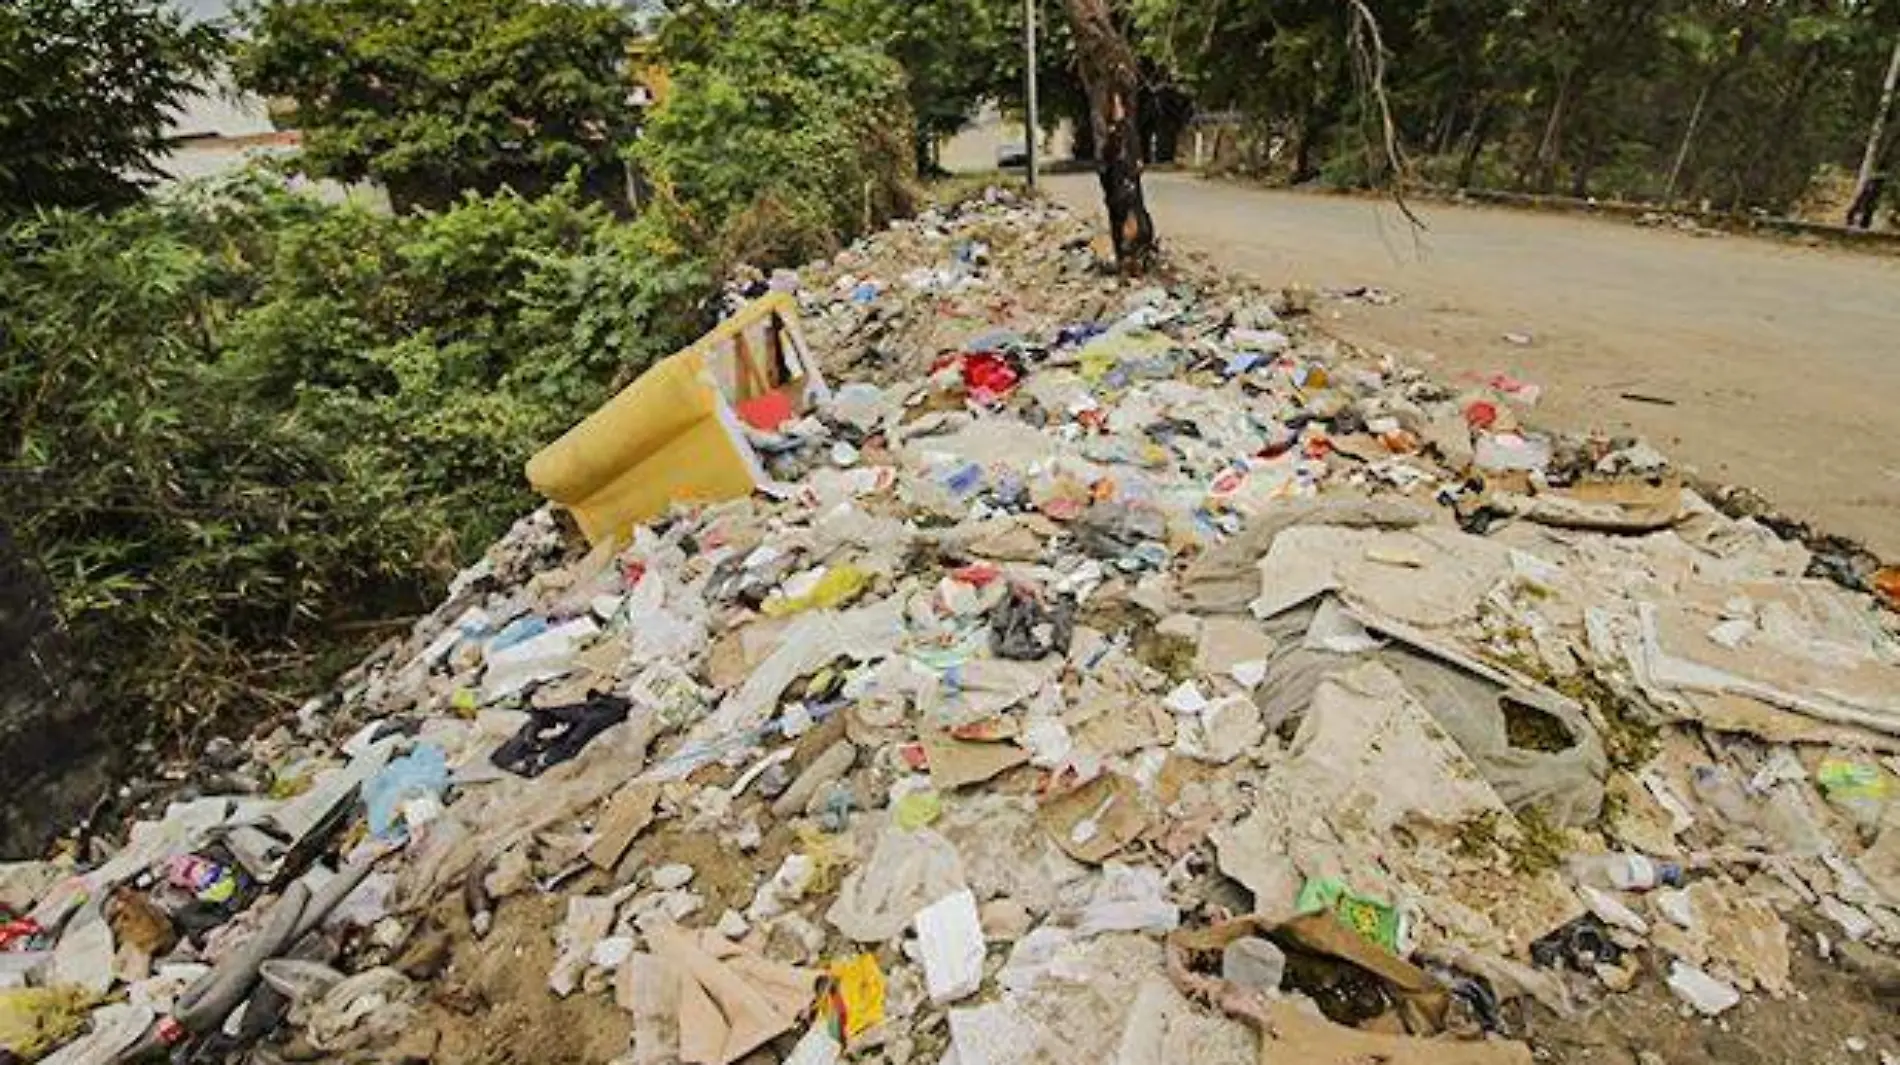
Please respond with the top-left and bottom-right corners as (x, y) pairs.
(1568, 852), (1684, 893)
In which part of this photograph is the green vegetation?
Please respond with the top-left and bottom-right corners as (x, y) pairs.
(238, 0), (639, 211)
(637, 2), (918, 265)
(0, 0), (224, 211)
(1508, 806), (1570, 875)
(1553, 668), (1663, 772)
(1, 175), (705, 747)
(1133, 0), (1900, 216)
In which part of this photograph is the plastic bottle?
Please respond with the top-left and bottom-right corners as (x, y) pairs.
(1568, 852), (1684, 892)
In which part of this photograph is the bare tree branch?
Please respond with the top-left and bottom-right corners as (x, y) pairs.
(1345, 0), (1426, 233)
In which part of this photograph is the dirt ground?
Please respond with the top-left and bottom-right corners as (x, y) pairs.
(1046, 172), (1900, 560)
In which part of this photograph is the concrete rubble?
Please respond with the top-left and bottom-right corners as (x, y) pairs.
(5, 189), (1900, 1063)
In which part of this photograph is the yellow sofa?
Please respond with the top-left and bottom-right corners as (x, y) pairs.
(526, 292), (829, 545)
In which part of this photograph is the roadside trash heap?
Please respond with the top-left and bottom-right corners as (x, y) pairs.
(8, 189), (1900, 1065)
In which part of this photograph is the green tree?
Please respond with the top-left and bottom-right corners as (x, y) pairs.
(1135, 0), (1387, 181)
(237, 0), (638, 211)
(1136, 0), (1900, 214)
(639, 1), (917, 267)
(827, 0), (1014, 172)
(0, 0), (224, 211)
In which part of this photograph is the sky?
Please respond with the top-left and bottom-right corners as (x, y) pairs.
(174, 0), (229, 20)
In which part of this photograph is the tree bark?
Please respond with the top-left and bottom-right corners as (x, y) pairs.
(1063, 0), (1155, 273)
(1291, 118), (1320, 184)
(1663, 75), (1715, 205)
(1849, 33), (1900, 228)
(1070, 106), (1098, 161)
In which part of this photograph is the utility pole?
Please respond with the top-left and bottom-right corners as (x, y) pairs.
(1848, 32), (1900, 228)
(1024, 0), (1039, 190)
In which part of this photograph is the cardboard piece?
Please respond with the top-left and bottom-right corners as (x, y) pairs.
(617, 951), (682, 1065)
(1631, 580), (1900, 737)
(587, 783), (661, 871)
(922, 729), (1030, 790)
(1038, 772), (1148, 864)
(1211, 660), (1584, 957)
(648, 923), (816, 1065)
(1251, 526), (1511, 630)
(1486, 476), (1684, 533)
(1237, 1001), (1530, 1065)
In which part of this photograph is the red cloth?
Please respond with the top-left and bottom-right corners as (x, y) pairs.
(960, 352), (1020, 403)
(735, 389), (796, 431)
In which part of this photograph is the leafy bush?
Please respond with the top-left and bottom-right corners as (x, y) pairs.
(238, 0), (638, 211)
(0, 0), (224, 211)
(637, 4), (918, 267)
(0, 172), (708, 749)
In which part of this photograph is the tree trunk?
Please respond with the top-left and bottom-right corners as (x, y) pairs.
(1291, 119), (1320, 184)
(1526, 72), (1572, 193)
(1457, 105), (1492, 190)
(1849, 33), (1900, 228)
(1431, 101), (1459, 156)
(1063, 0), (1155, 273)
(1663, 75), (1715, 205)
(915, 129), (935, 177)
(1070, 102), (1098, 161)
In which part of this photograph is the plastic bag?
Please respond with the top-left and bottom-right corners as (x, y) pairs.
(364, 744), (448, 839)
(1296, 877), (1409, 954)
(764, 565), (871, 617)
(826, 826), (966, 943)
(1073, 863), (1179, 937)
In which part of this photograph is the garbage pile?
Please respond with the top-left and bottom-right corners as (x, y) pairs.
(7, 189), (1900, 1065)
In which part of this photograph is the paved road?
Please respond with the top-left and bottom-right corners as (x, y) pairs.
(1047, 172), (1900, 558)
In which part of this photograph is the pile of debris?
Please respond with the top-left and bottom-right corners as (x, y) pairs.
(6, 189), (1900, 1065)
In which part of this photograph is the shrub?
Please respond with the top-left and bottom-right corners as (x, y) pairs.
(0, 171), (708, 750)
